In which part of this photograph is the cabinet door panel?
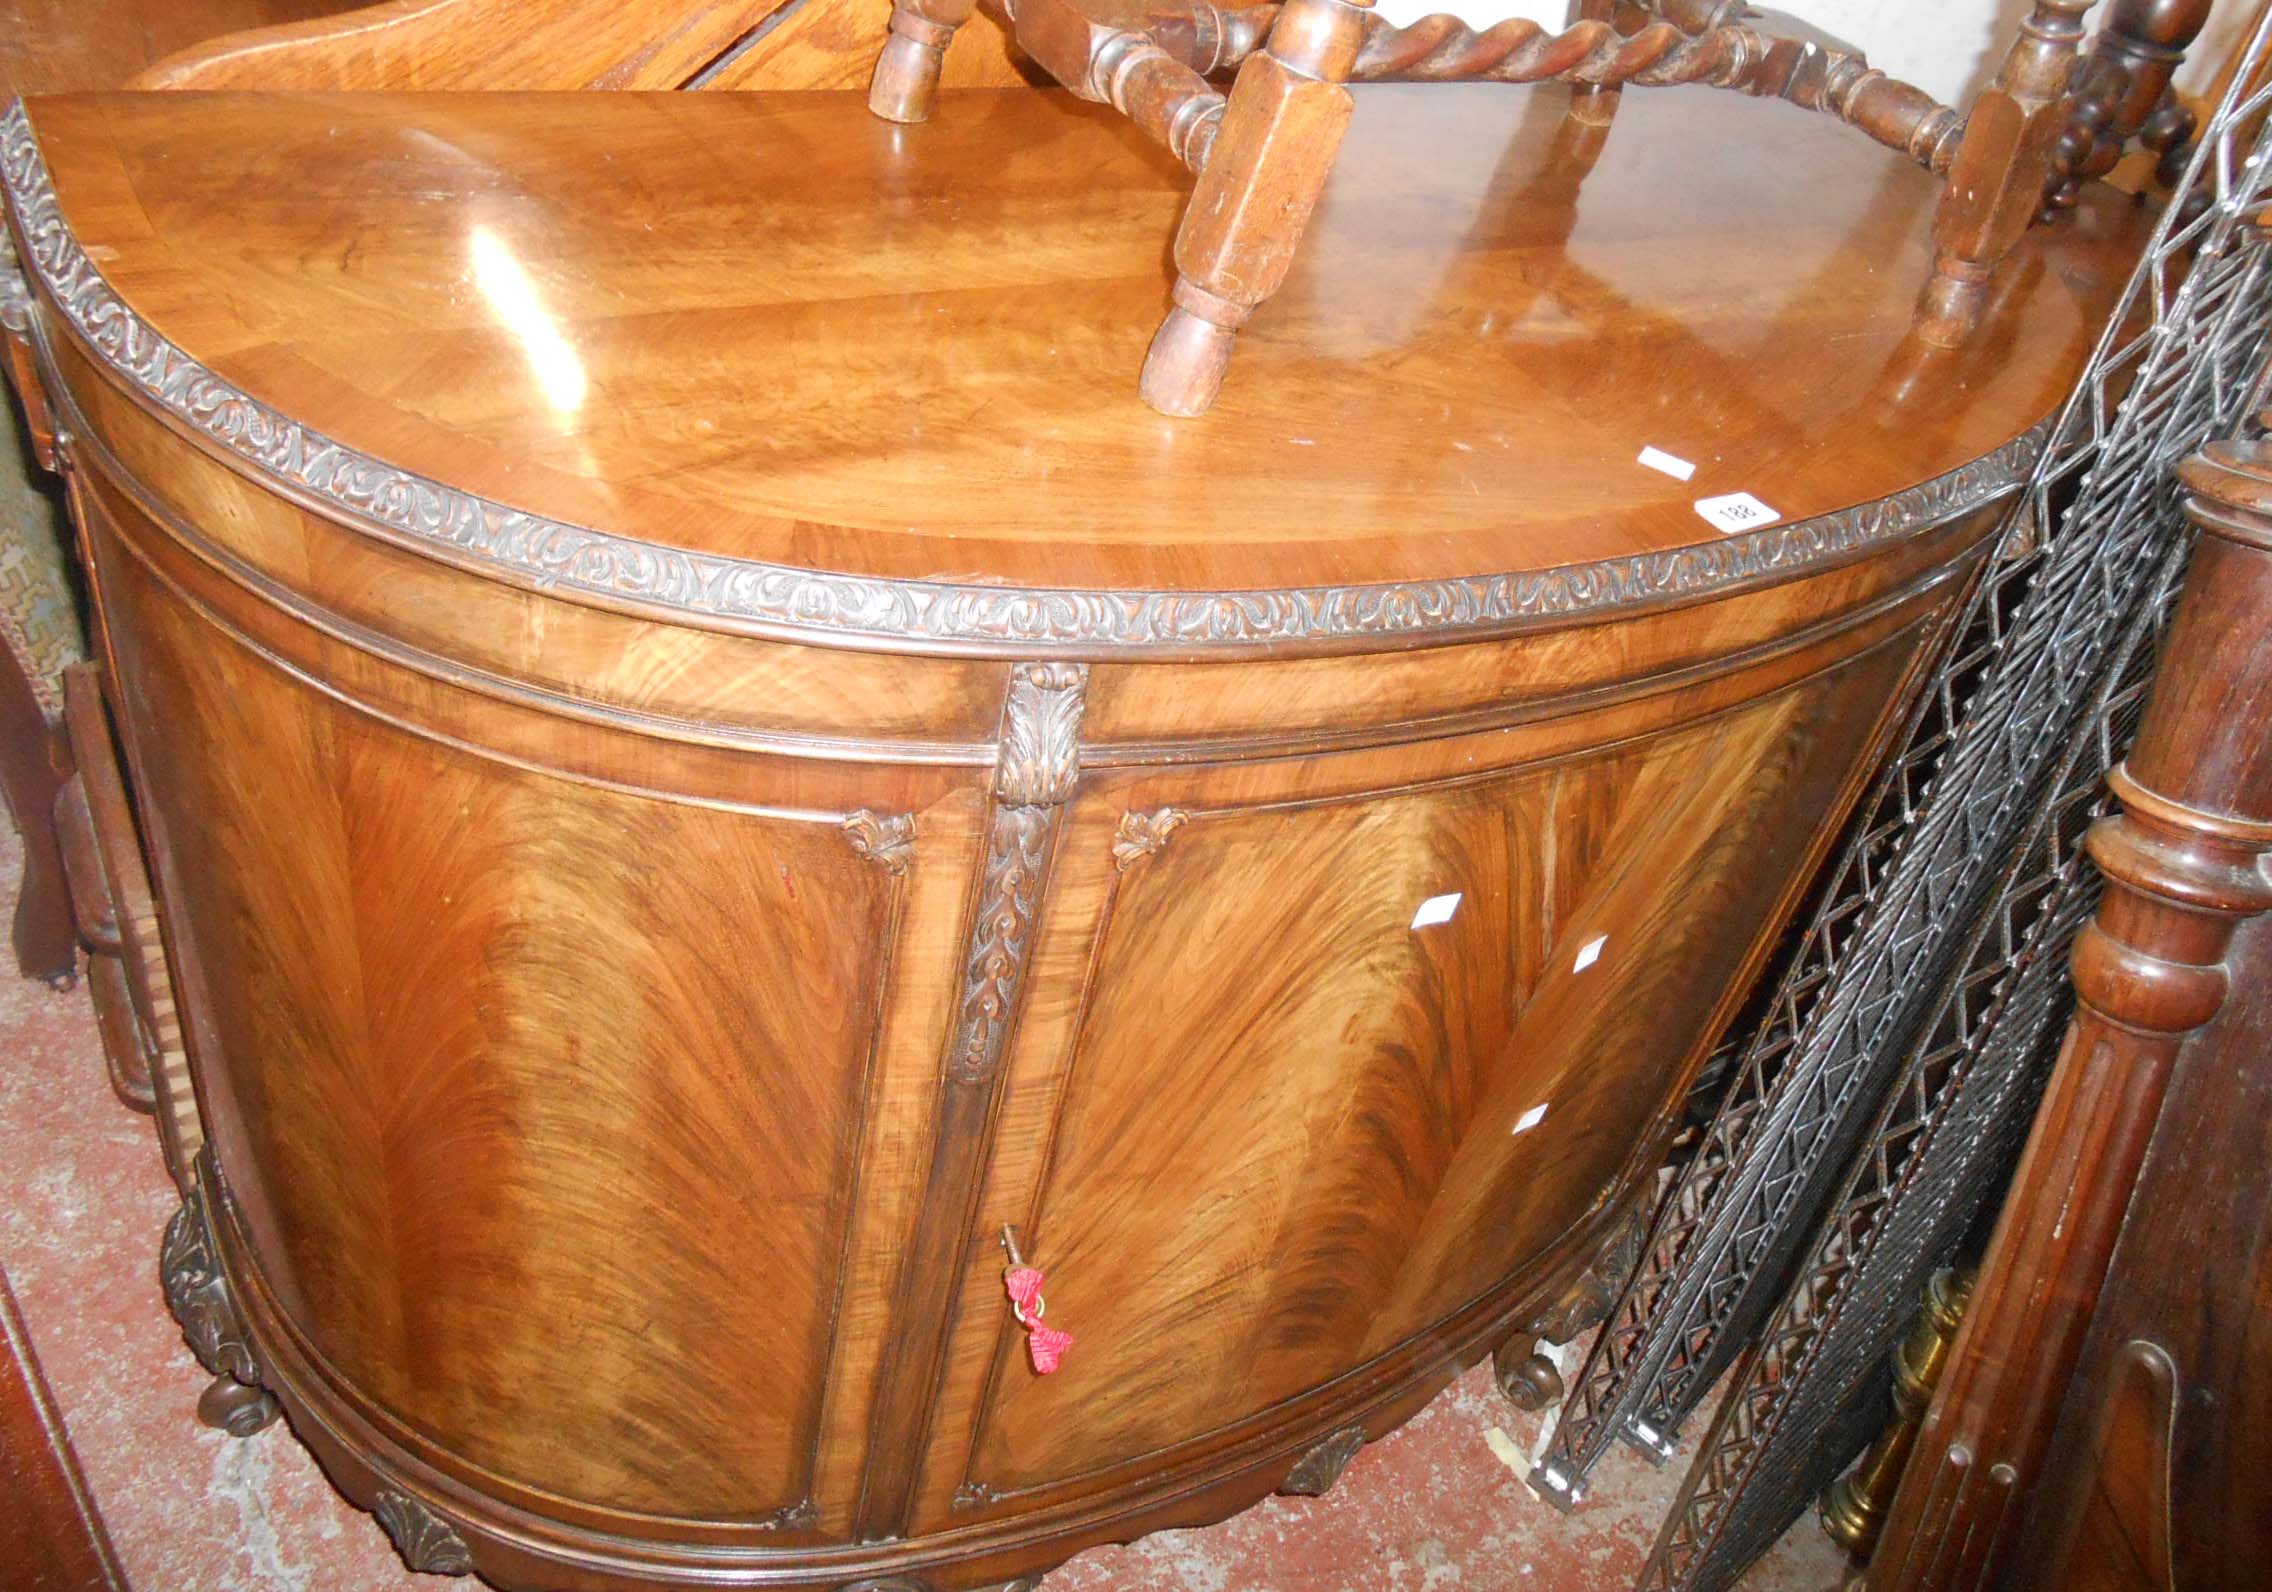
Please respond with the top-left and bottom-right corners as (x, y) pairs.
(90, 519), (899, 1529)
(962, 639), (1916, 1494)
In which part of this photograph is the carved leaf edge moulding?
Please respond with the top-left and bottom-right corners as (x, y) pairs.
(0, 100), (2043, 656)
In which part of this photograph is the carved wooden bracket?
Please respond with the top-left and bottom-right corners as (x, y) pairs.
(372, 1491), (473, 1577)
(1280, 1423), (1367, 1496)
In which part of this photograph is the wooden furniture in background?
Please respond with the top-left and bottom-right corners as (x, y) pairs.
(0, 77), (2157, 1591)
(865, 0), (2215, 414)
(2048, 0), (2217, 207)
(1866, 437), (2272, 1590)
(0, 1266), (130, 1592)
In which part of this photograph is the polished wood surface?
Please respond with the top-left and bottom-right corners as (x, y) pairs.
(1868, 439), (2272, 1591)
(0, 0), (352, 96)
(2017, 918), (2272, 1591)
(0, 1266), (130, 1592)
(0, 0), (1035, 96)
(18, 88), (2147, 596)
(130, 0), (791, 91)
(0, 83), (2155, 1591)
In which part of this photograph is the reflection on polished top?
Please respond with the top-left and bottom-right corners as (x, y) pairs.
(14, 85), (2148, 607)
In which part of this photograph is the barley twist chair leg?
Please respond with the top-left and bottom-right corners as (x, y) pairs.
(870, 0), (981, 123)
(1142, 0), (1372, 416)
(1566, 0), (1622, 127)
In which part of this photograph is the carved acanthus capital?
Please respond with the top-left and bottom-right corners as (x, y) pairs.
(993, 663), (1088, 806)
(843, 810), (916, 874)
(371, 1490), (473, 1576)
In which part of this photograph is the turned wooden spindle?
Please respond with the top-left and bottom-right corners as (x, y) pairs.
(1141, 0), (1371, 416)
(1916, 0), (2095, 348)
(1566, 0), (1622, 127)
(869, 0), (983, 122)
(2049, 0), (2214, 210)
(1865, 437), (2272, 1591)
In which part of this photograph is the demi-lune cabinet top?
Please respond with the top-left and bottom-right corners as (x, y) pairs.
(4, 86), (2148, 651)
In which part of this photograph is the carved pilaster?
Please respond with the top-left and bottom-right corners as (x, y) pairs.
(160, 1161), (279, 1436)
(854, 663), (1088, 1543)
(1870, 439), (2272, 1590)
(1280, 1423), (1367, 1496)
(946, 664), (1089, 1086)
(372, 1491), (472, 1577)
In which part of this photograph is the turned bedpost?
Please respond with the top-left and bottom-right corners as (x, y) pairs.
(1865, 438), (2272, 1590)
(1141, 0), (1371, 416)
(869, 0), (983, 123)
(1916, 0), (2096, 347)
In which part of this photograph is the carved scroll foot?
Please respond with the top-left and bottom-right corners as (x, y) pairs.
(196, 1373), (280, 1436)
(1493, 1337), (1566, 1411)
(1496, 1202), (1649, 1411)
(161, 1161), (275, 1438)
(1141, 286), (1247, 418)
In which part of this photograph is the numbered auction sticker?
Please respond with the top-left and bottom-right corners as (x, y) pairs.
(1693, 492), (1781, 534)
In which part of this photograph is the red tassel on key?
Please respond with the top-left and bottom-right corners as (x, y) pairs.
(1027, 1322), (1074, 1375)
(1001, 1250), (1073, 1375)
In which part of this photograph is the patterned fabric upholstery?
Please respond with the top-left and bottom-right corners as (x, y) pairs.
(1, 223), (79, 722)
(0, 412), (78, 722)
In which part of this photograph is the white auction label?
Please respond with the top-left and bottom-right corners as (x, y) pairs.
(1637, 445), (1696, 481)
(1694, 492), (1781, 534)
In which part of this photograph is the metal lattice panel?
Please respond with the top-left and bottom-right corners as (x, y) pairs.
(1534, 12), (2272, 1514)
(1635, 593), (2171, 1590)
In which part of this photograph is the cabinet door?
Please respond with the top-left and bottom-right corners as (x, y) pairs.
(937, 633), (1922, 1511)
(78, 478), (927, 1537)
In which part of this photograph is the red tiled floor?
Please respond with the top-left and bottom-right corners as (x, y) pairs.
(0, 818), (1849, 1591)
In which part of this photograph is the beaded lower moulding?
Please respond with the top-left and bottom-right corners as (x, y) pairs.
(0, 72), (2151, 1591)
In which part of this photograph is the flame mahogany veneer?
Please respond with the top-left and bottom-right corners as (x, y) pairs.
(0, 81), (2150, 1591)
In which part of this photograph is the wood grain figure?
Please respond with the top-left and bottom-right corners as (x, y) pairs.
(0, 80), (2157, 1592)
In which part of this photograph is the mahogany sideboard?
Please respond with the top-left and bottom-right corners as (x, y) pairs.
(0, 82), (2152, 1590)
